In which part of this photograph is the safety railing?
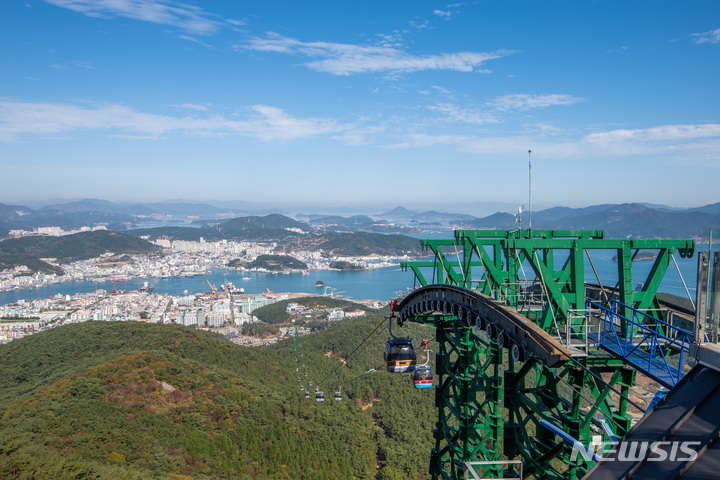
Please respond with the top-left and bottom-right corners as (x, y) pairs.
(587, 299), (694, 386)
(564, 309), (589, 355)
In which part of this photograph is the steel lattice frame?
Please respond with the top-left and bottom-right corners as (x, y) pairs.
(397, 229), (694, 479)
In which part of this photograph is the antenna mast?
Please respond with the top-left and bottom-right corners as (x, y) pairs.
(528, 149), (532, 230)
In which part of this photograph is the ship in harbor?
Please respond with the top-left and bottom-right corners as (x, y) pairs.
(140, 282), (154, 293)
(221, 282), (244, 294)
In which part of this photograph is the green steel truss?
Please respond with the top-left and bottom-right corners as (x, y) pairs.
(403, 229), (694, 332)
(396, 229), (694, 479)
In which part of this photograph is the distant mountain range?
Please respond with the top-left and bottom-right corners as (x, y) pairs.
(1, 201), (717, 274)
(457, 203), (720, 239)
(126, 215), (423, 257)
(0, 199), (718, 240)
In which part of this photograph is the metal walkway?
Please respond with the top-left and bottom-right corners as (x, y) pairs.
(583, 364), (720, 479)
(587, 300), (694, 388)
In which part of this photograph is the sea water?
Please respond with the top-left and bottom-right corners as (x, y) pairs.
(0, 247), (709, 306)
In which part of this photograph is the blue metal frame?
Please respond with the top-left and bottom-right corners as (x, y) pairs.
(588, 299), (694, 387)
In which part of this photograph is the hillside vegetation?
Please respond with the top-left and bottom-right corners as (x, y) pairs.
(214, 214), (309, 240)
(0, 254), (64, 275)
(0, 231), (160, 273)
(320, 233), (420, 256)
(253, 297), (371, 325)
(0, 317), (437, 479)
(242, 254), (308, 271)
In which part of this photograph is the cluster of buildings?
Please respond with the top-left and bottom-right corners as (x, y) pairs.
(0, 231), (393, 344)
(0, 285), (369, 345)
(286, 302), (366, 321)
(0, 235), (405, 294)
(8, 225), (108, 237)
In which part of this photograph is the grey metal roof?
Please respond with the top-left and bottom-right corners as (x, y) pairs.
(583, 365), (720, 480)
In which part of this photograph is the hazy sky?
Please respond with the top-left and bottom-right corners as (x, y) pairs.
(1, 1), (719, 209)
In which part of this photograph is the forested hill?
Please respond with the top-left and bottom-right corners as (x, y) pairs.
(0, 231), (160, 273)
(319, 232), (421, 256)
(0, 317), (437, 479)
(0, 230), (159, 262)
(213, 213), (309, 238)
(127, 215), (423, 256)
(125, 214), (308, 242)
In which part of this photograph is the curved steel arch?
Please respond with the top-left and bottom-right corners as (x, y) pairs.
(396, 285), (571, 368)
(390, 285), (630, 480)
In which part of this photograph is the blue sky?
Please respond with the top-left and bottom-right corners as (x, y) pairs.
(1, 0), (719, 211)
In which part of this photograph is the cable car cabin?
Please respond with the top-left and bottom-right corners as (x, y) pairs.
(315, 391), (325, 402)
(305, 392), (310, 399)
(413, 365), (433, 389)
(384, 337), (417, 373)
(334, 392), (342, 402)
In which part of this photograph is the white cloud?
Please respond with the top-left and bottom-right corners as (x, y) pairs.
(409, 20), (430, 30)
(427, 103), (498, 125)
(431, 85), (452, 96)
(73, 60), (96, 69)
(421, 92), (579, 128)
(384, 133), (468, 149)
(332, 126), (386, 146)
(177, 35), (214, 48)
(376, 32), (403, 47)
(434, 10), (452, 18)
(0, 101), (349, 142)
(584, 124), (720, 144)
(242, 33), (514, 76)
(43, 0), (226, 34)
(606, 46), (629, 54)
(51, 60), (96, 70)
(170, 103), (210, 111)
(384, 123), (720, 164)
(691, 27), (720, 44)
(245, 105), (347, 141)
(489, 94), (583, 111)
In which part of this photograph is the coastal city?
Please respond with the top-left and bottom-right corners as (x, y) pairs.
(0, 233), (402, 345)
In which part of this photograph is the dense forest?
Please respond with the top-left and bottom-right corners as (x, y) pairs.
(0, 231), (160, 273)
(0, 314), (437, 479)
(319, 233), (421, 256)
(0, 254), (64, 275)
(253, 297), (369, 325)
(329, 261), (364, 270)
(241, 254), (308, 271)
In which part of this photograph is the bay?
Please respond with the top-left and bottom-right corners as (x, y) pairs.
(1, 245), (714, 306)
(0, 266), (419, 305)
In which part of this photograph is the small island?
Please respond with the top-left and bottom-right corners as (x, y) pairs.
(329, 260), (365, 271)
(242, 254), (308, 271)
